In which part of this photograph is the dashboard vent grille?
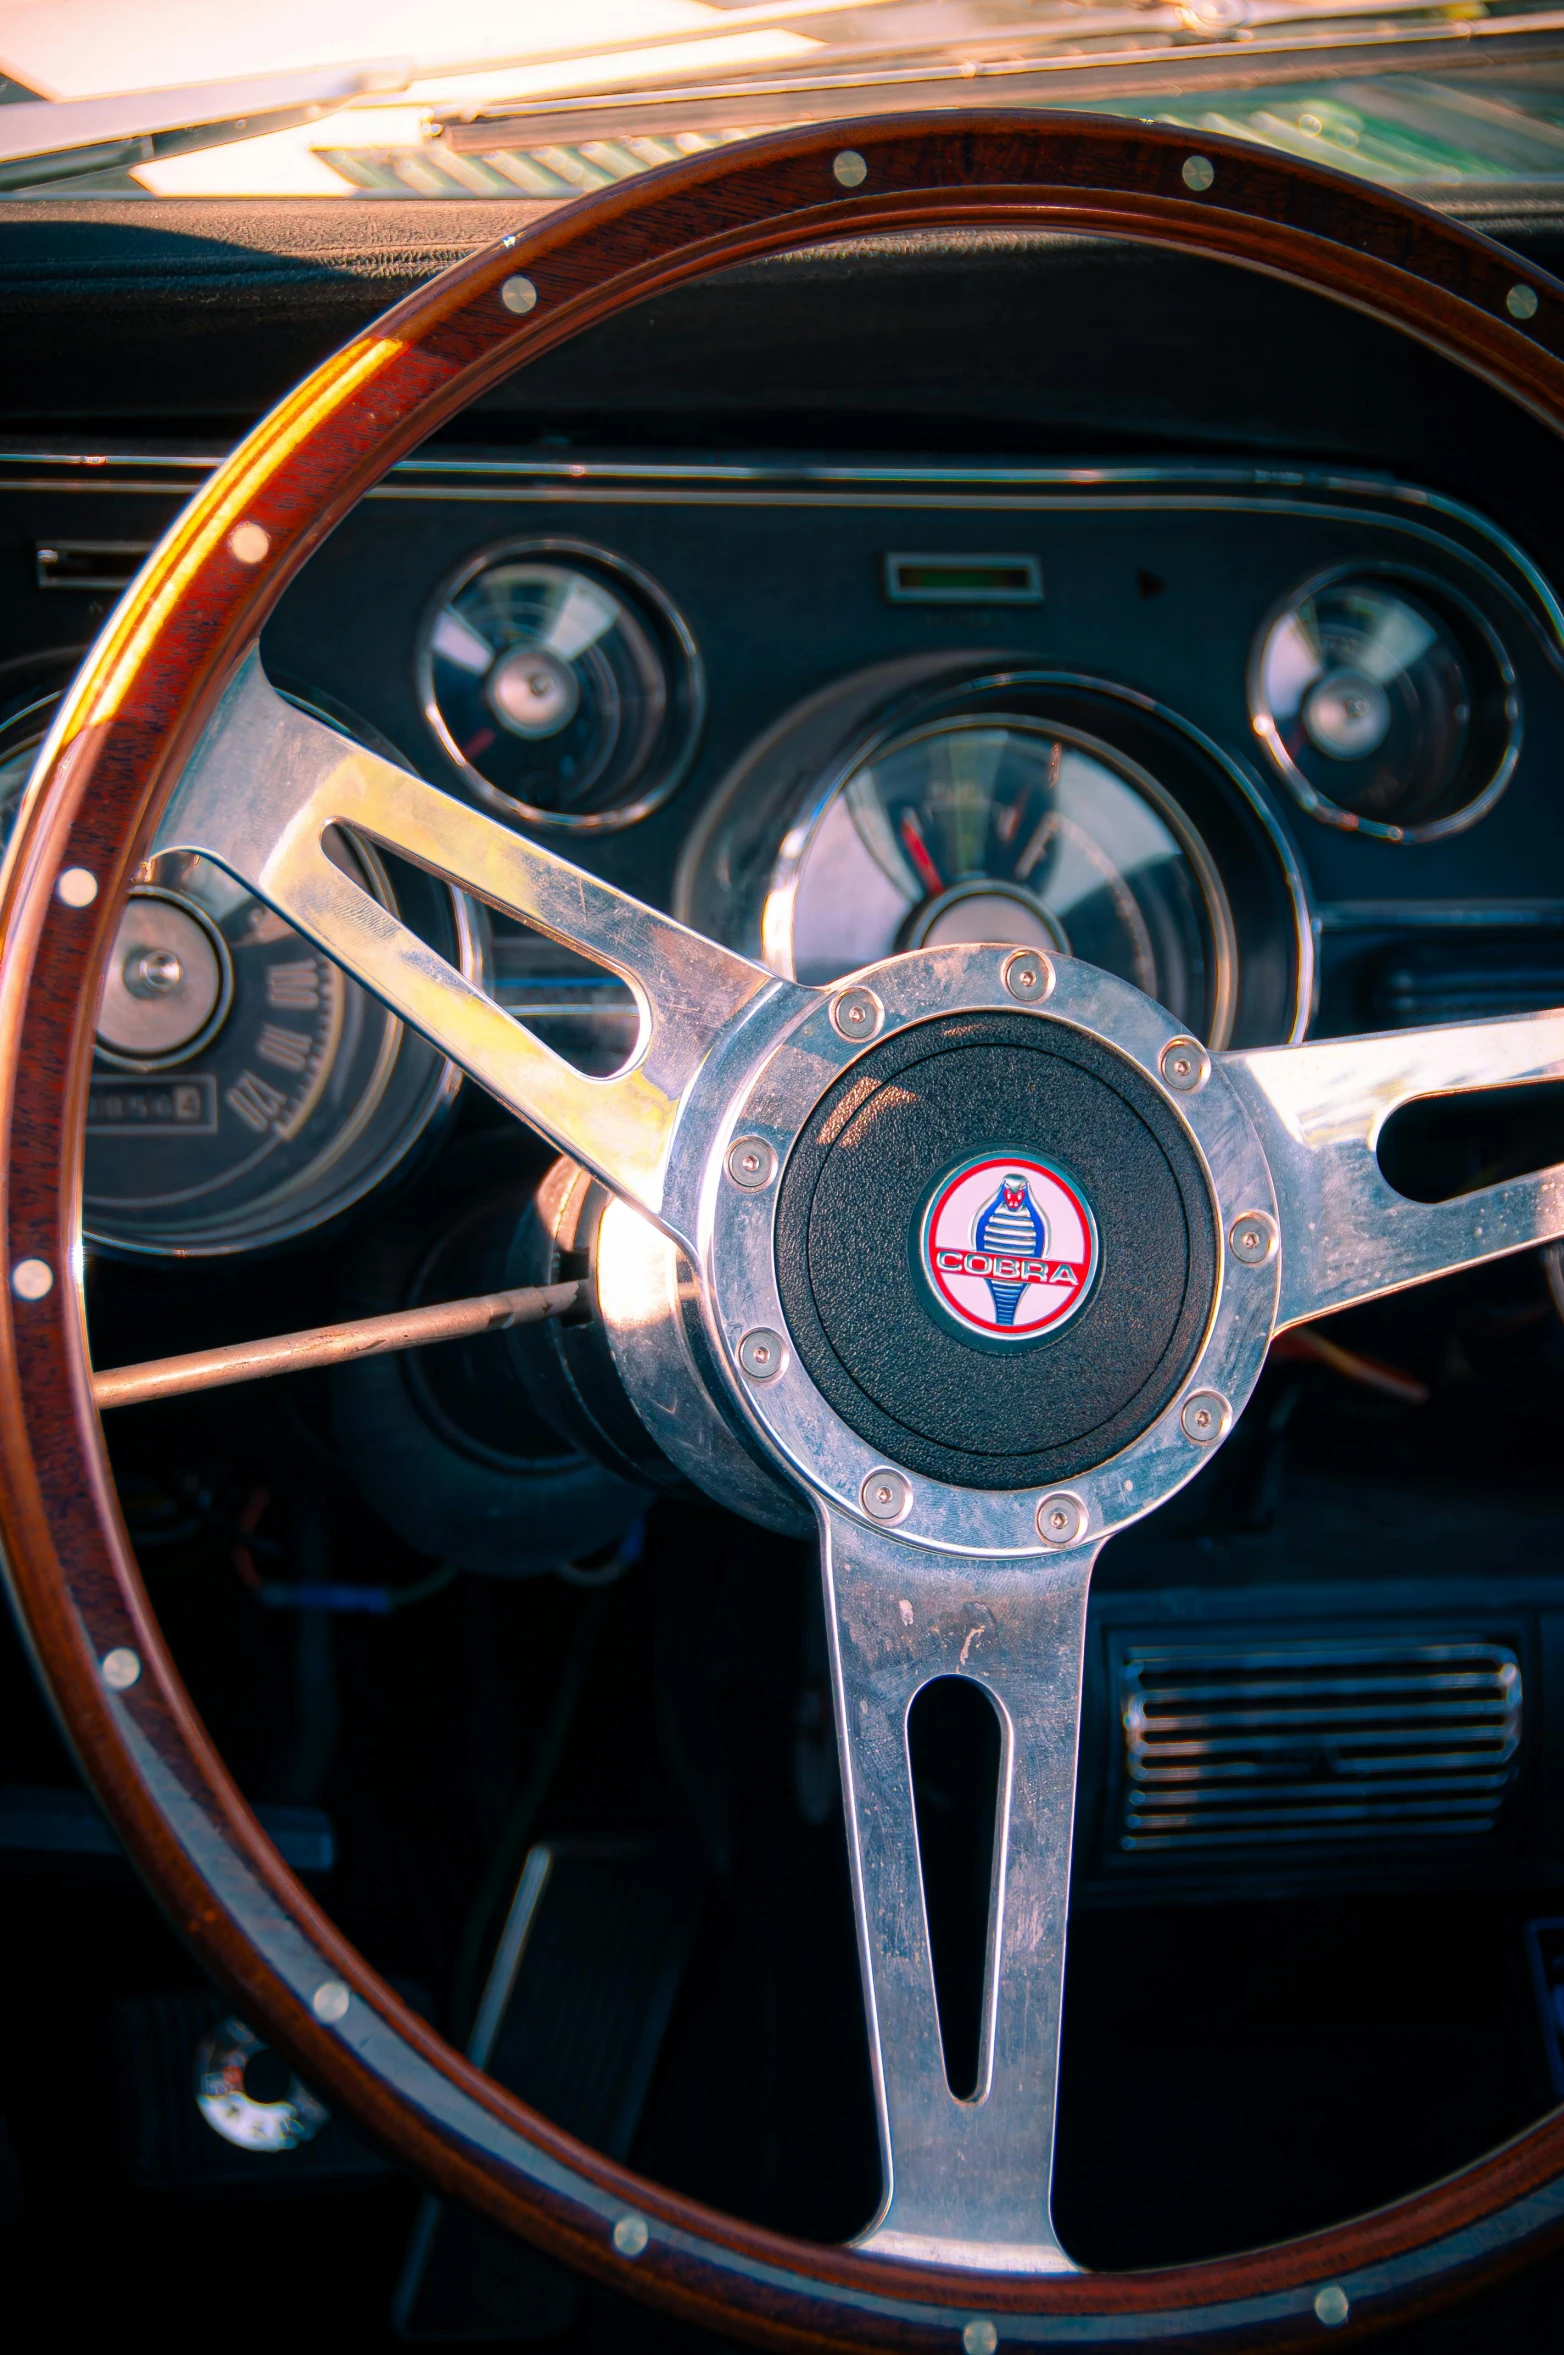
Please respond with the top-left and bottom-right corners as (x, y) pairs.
(1119, 1639), (1522, 1854)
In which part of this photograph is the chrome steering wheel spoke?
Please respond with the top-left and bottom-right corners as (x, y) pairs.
(1225, 1010), (1564, 1327)
(155, 649), (791, 1242)
(821, 1507), (1096, 2274)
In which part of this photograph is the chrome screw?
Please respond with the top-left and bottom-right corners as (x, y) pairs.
(861, 1467), (911, 1523)
(831, 986), (884, 1043)
(1180, 1389), (1231, 1445)
(1228, 1210), (1277, 1265)
(962, 2325), (998, 2355)
(1182, 154), (1215, 192)
(1159, 1036), (1210, 1093)
(613, 2215), (650, 2258)
(1507, 283), (1539, 321)
(725, 1136), (777, 1190)
(737, 1328), (787, 1382)
(1314, 2286), (1350, 2328)
(500, 274), (538, 315)
(101, 1647), (141, 1691)
(1036, 1491), (1088, 1547)
(11, 1258), (52, 1301)
(1003, 948), (1055, 1004)
(833, 150), (867, 188)
(55, 866), (98, 908)
(312, 1979), (351, 2023)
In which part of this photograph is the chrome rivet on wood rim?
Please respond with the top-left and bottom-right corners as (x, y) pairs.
(1036, 1492), (1087, 1547)
(228, 521), (270, 565)
(831, 986), (883, 1042)
(1507, 283), (1539, 321)
(962, 2323), (998, 2355)
(1159, 1036), (1210, 1092)
(55, 867), (97, 908)
(101, 1646), (141, 1691)
(500, 274), (538, 314)
(1180, 1388), (1231, 1444)
(1314, 2285), (1350, 2327)
(725, 1136), (777, 1190)
(1182, 154), (1215, 191)
(613, 2214), (649, 2257)
(1003, 948), (1054, 1004)
(861, 1467), (911, 1523)
(833, 150), (867, 187)
(1228, 1210), (1277, 1264)
(11, 1258), (52, 1300)
(312, 1979), (351, 2022)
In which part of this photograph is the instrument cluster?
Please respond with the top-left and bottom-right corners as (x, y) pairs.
(4, 452), (1562, 1268)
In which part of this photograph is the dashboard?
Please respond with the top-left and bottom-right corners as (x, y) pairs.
(5, 216), (1564, 1931)
(9, 193), (1564, 2319)
(5, 442), (1564, 1254)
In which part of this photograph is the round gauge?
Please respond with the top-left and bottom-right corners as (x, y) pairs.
(0, 688), (481, 1258)
(1250, 571), (1519, 842)
(771, 717), (1237, 1046)
(419, 538), (704, 830)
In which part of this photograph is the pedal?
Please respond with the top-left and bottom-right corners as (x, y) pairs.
(1527, 1915), (1564, 2100)
(394, 1838), (701, 2343)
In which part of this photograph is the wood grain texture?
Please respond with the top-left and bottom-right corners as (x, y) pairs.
(4, 113), (1564, 2348)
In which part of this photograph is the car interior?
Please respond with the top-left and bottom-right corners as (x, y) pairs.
(6, 8), (1564, 2350)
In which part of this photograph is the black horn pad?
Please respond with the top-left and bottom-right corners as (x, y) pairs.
(773, 1011), (1218, 1490)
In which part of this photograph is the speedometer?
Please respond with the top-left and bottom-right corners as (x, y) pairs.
(0, 686), (480, 1257)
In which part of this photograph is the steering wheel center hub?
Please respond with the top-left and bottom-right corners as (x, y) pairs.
(770, 1010), (1218, 1489)
(688, 943), (1281, 1555)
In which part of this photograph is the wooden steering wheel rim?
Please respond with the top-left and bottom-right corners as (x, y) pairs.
(4, 112), (1564, 2349)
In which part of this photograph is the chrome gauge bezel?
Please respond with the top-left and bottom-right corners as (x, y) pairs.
(415, 535), (707, 834)
(677, 663), (1316, 1055)
(1248, 562), (1522, 845)
(764, 707), (1242, 1052)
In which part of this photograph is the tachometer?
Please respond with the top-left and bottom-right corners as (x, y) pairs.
(773, 716), (1237, 1046)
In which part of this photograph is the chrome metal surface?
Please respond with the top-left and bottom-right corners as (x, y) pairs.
(725, 1136), (777, 1190)
(861, 1470), (912, 1524)
(414, 537), (706, 833)
(1229, 1210), (1278, 1263)
(1247, 565), (1521, 844)
(92, 1281), (579, 1411)
(737, 1328), (787, 1382)
(831, 986), (884, 1042)
(156, 651), (786, 1247)
(1118, 1639), (1523, 1850)
(1002, 949), (1054, 1004)
(822, 1510), (1095, 2271)
(1179, 1389), (1231, 1444)
(595, 1194), (811, 1538)
(770, 709), (1241, 1051)
(1224, 1010), (1564, 1325)
(1036, 1493), (1087, 1547)
(96, 888), (231, 1067)
(700, 942), (1275, 1557)
(1160, 1037), (1210, 1091)
(9, 450), (1557, 670)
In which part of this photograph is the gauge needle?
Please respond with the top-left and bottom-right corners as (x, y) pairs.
(898, 807), (944, 895)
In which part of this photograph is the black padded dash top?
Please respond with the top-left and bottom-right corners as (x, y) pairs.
(773, 1012), (1217, 1490)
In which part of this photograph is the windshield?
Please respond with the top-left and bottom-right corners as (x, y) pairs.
(5, 0), (1564, 196)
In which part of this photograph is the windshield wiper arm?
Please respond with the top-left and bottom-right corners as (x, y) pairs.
(0, 60), (412, 193)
